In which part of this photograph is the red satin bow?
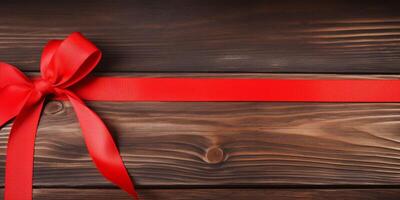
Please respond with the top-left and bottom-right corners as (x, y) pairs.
(0, 33), (138, 200)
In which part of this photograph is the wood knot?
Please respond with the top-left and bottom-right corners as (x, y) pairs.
(205, 146), (224, 164)
(44, 101), (64, 115)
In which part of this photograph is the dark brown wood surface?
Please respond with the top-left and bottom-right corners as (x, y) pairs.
(20, 101), (400, 186)
(1, 0), (400, 199)
(1, 189), (400, 200)
(1, 0), (400, 73)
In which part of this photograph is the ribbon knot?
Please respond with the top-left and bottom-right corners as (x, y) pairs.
(0, 33), (138, 200)
(33, 79), (55, 96)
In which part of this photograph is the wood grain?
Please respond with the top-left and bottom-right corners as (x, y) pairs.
(1, 0), (400, 73)
(1, 188), (400, 200)
(1, 99), (400, 187)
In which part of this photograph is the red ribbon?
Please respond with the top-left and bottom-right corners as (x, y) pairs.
(2, 33), (400, 200)
(0, 33), (138, 200)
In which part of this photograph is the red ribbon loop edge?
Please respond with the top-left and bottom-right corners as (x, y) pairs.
(0, 33), (138, 200)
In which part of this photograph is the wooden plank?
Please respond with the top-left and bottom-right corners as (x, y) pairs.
(2, 73), (400, 187)
(1, 188), (400, 200)
(1, 0), (400, 73)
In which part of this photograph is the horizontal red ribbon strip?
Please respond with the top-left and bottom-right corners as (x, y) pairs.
(72, 77), (400, 102)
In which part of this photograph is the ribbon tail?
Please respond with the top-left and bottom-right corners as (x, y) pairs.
(65, 91), (138, 199)
(5, 91), (45, 200)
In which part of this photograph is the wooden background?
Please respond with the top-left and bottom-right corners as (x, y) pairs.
(1, 0), (400, 199)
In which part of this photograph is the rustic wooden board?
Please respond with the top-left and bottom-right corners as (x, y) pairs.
(2, 71), (400, 188)
(1, 0), (400, 73)
(1, 188), (400, 200)
(2, 0), (400, 196)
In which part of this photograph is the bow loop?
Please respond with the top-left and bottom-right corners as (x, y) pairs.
(40, 32), (102, 88)
(0, 62), (31, 89)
